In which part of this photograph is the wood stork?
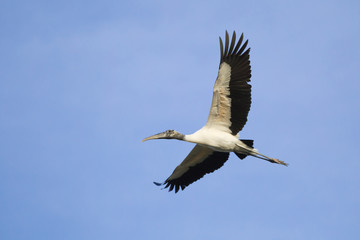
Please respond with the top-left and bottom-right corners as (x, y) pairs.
(143, 31), (287, 193)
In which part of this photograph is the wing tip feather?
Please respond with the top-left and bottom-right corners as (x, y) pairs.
(153, 181), (163, 186)
(219, 31), (250, 64)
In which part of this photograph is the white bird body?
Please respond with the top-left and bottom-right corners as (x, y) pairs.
(143, 31), (287, 193)
(185, 127), (254, 153)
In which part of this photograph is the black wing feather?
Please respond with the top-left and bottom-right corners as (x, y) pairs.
(219, 31), (252, 134)
(155, 147), (230, 193)
(165, 151), (229, 193)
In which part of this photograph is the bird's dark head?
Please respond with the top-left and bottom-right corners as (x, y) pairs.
(142, 130), (185, 142)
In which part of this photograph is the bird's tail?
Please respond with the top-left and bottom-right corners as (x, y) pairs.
(234, 139), (254, 160)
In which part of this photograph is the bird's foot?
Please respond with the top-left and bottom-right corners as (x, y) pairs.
(269, 158), (288, 166)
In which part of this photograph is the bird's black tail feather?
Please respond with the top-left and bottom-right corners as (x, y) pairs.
(235, 139), (254, 160)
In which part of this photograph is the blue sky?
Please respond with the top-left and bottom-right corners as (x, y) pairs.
(1, 0), (360, 239)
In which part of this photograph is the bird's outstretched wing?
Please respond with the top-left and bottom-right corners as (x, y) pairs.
(154, 144), (230, 193)
(205, 31), (252, 135)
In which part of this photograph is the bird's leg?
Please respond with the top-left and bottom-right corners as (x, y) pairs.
(252, 153), (288, 166)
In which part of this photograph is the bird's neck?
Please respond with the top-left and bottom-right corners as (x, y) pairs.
(174, 132), (186, 141)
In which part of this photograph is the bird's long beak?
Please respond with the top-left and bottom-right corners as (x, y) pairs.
(142, 132), (167, 142)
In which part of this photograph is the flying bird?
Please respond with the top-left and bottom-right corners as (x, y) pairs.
(142, 31), (287, 193)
